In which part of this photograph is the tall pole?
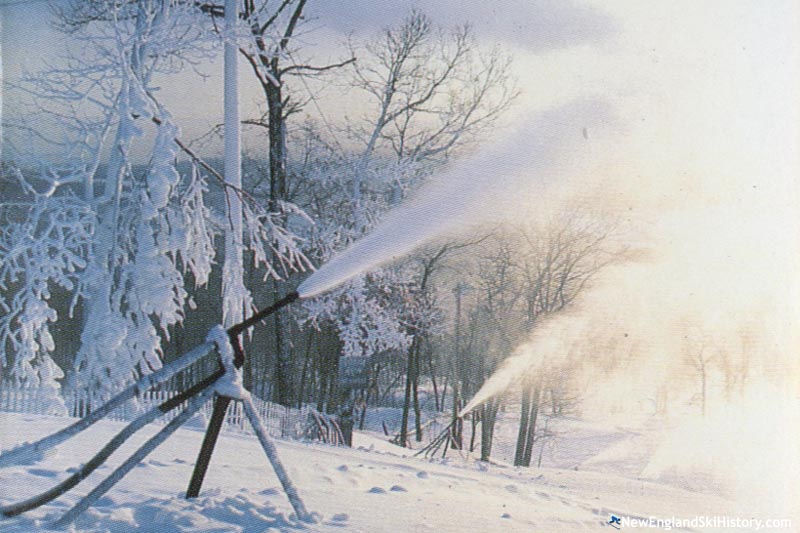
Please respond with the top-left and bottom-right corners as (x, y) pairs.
(224, 0), (241, 235)
(222, 0), (245, 329)
(188, 0), (241, 498)
(451, 283), (464, 449)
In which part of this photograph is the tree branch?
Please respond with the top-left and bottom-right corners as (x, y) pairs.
(281, 57), (356, 76)
(280, 0), (307, 51)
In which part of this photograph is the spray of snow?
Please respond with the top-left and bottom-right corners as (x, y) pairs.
(452, 16), (800, 515)
(296, 99), (615, 298)
(459, 310), (584, 418)
(641, 385), (800, 521)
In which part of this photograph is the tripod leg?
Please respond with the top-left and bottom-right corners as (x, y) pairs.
(240, 395), (314, 523)
(52, 386), (215, 529)
(1, 371), (220, 518)
(0, 342), (215, 469)
(185, 395), (231, 498)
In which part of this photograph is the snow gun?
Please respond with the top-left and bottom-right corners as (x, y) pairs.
(0, 291), (312, 528)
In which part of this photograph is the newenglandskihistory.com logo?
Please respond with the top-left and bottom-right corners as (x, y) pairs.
(606, 514), (794, 530)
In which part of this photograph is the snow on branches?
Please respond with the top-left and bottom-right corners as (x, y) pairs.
(303, 274), (411, 359)
(0, 190), (92, 405)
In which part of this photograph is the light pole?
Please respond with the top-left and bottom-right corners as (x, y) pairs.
(451, 282), (471, 449)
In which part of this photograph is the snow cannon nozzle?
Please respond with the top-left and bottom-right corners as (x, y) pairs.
(227, 291), (300, 338)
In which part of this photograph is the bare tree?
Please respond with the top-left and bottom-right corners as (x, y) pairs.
(350, 10), (517, 166)
(347, 10), (517, 234)
(511, 212), (619, 466)
(682, 328), (716, 417)
(469, 232), (525, 458)
(396, 241), (479, 447)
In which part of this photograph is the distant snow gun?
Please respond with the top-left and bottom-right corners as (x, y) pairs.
(414, 417), (466, 459)
(0, 291), (311, 528)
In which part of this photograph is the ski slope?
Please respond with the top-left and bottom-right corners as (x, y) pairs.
(2, 411), (776, 532)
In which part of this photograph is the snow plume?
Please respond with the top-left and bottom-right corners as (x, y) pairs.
(458, 162), (800, 423)
(456, 2), (799, 518)
(459, 311), (580, 418)
(297, 98), (616, 298)
(642, 386), (800, 521)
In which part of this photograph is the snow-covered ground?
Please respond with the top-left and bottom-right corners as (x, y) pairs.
(4, 410), (789, 533)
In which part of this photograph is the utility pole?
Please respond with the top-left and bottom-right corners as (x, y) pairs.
(187, 0), (243, 498)
(450, 282), (470, 449)
(222, 0), (245, 328)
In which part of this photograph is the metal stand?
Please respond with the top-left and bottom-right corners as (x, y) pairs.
(185, 291), (299, 499)
(185, 318), (313, 522)
(0, 347), (218, 528)
(0, 291), (313, 528)
(185, 395), (232, 498)
(1, 371), (220, 518)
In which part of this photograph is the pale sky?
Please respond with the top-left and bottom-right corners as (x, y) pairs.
(0, 0), (653, 156)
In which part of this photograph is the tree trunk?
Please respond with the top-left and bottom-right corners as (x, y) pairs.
(266, 83), (286, 208)
(296, 329), (314, 409)
(413, 341), (423, 442)
(480, 400), (498, 462)
(428, 349), (440, 411)
(440, 376), (448, 413)
(265, 64), (294, 407)
(450, 381), (462, 449)
(271, 278), (293, 406)
(326, 356), (340, 414)
(358, 389), (369, 430)
(337, 386), (354, 447)
(399, 338), (416, 447)
(451, 284), (464, 449)
(514, 386), (531, 466)
(469, 411), (479, 452)
(316, 372), (326, 413)
(522, 383), (541, 467)
(537, 418), (549, 468)
(515, 379), (542, 467)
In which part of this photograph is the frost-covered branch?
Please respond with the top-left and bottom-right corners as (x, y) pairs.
(0, 194), (92, 405)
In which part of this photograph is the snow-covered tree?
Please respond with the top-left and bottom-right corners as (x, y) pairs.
(0, 0), (308, 408)
(60, 0), (217, 404)
(0, 174), (93, 413)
